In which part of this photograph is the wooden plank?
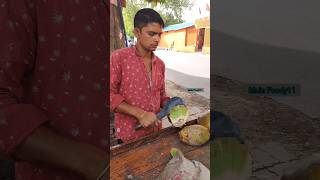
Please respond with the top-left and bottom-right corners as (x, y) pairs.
(110, 135), (197, 179)
(111, 119), (199, 156)
(110, 119), (209, 180)
(110, 127), (178, 157)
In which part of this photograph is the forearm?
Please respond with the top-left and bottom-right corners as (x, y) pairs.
(13, 126), (107, 180)
(114, 101), (145, 119)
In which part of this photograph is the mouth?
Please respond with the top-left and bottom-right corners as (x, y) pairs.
(150, 46), (158, 50)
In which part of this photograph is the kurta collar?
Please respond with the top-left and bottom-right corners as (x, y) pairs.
(132, 45), (157, 63)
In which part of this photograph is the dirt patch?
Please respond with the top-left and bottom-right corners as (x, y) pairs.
(165, 80), (210, 111)
(212, 74), (320, 158)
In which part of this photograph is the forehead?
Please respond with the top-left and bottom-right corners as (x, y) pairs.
(141, 23), (163, 33)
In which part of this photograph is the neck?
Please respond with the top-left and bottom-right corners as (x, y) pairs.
(136, 43), (152, 59)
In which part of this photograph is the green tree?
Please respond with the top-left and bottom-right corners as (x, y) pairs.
(123, 0), (191, 38)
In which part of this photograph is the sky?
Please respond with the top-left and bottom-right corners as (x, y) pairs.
(182, 0), (210, 22)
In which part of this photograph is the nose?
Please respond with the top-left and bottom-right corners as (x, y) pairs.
(154, 34), (161, 42)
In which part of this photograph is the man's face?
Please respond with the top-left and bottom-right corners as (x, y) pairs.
(134, 23), (162, 51)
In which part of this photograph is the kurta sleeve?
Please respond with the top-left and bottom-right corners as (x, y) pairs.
(110, 52), (125, 111)
(0, 0), (49, 156)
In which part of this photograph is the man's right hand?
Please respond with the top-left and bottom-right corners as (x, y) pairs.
(13, 126), (107, 180)
(137, 111), (159, 128)
(114, 102), (161, 128)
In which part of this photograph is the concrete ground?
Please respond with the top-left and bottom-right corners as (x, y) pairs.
(213, 75), (320, 180)
(154, 50), (210, 99)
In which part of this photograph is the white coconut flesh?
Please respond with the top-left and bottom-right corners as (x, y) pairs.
(168, 105), (189, 128)
(171, 116), (188, 127)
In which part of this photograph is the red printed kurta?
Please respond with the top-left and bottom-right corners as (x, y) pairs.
(110, 47), (170, 142)
(0, 0), (108, 179)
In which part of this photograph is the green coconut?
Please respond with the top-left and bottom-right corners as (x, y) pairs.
(211, 138), (252, 179)
(179, 125), (210, 146)
(168, 105), (189, 127)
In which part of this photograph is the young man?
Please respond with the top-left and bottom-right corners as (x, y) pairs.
(110, 8), (170, 142)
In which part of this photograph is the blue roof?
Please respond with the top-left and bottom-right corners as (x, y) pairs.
(163, 22), (194, 32)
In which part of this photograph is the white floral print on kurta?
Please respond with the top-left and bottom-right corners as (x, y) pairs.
(0, 1), (108, 179)
(110, 46), (170, 142)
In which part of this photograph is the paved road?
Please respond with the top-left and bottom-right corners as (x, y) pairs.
(154, 50), (210, 99)
(165, 69), (210, 99)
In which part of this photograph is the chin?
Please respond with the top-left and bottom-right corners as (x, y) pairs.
(150, 47), (157, 51)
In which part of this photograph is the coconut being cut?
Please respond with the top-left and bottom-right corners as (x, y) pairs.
(168, 105), (189, 128)
(135, 97), (187, 130)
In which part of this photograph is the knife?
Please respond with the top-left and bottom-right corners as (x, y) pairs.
(134, 97), (185, 131)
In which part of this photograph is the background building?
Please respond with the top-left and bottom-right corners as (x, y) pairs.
(159, 0), (210, 54)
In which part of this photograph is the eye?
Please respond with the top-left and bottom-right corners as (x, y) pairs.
(148, 32), (155, 36)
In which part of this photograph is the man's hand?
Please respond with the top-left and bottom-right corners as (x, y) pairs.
(115, 102), (161, 127)
(137, 111), (159, 128)
(13, 126), (107, 180)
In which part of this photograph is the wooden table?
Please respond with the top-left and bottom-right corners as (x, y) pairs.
(110, 120), (210, 180)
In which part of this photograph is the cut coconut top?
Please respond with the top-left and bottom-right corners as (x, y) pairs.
(168, 105), (189, 128)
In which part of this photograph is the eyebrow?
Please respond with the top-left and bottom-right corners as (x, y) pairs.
(147, 31), (162, 35)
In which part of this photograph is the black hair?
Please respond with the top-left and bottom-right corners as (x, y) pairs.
(134, 8), (164, 29)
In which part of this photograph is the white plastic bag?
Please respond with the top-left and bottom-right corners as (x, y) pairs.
(157, 148), (210, 180)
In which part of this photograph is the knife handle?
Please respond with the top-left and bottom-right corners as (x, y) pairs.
(135, 112), (163, 131)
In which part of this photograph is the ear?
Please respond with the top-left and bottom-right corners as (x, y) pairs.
(133, 27), (141, 38)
